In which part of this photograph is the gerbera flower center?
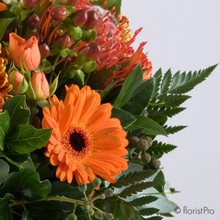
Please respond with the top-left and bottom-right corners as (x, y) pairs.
(69, 131), (86, 152)
(61, 126), (91, 157)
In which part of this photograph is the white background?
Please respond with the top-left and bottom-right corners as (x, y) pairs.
(122, 1), (220, 219)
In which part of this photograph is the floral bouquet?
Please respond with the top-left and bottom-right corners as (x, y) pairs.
(0, 0), (217, 219)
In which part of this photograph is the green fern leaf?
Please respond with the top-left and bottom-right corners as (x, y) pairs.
(157, 94), (190, 106)
(159, 212), (174, 217)
(148, 107), (185, 118)
(168, 65), (217, 94)
(164, 125), (187, 135)
(130, 196), (158, 207)
(139, 208), (159, 216)
(114, 170), (156, 188)
(145, 216), (163, 220)
(147, 141), (177, 158)
(151, 69), (162, 100)
(119, 182), (155, 198)
(160, 69), (172, 94)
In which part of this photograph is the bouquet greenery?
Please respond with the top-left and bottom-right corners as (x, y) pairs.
(0, 0), (217, 219)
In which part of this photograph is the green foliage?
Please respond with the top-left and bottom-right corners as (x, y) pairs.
(164, 125), (187, 135)
(147, 141), (177, 158)
(0, 157), (51, 201)
(3, 95), (30, 129)
(7, 124), (52, 154)
(0, 18), (15, 41)
(114, 170), (156, 188)
(114, 65), (143, 108)
(112, 108), (136, 128)
(0, 159), (9, 185)
(0, 193), (14, 220)
(148, 65), (217, 120)
(122, 78), (154, 115)
(128, 116), (167, 136)
(0, 111), (10, 150)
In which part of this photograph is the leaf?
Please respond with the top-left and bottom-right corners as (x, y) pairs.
(122, 79), (154, 115)
(50, 74), (59, 95)
(147, 141), (177, 158)
(145, 216), (163, 220)
(0, 111), (10, 150)
(119, 182), (155, 198)
(130, 196), (158, 207)
(112, 108), (136, 128)
(0, 159), (10, 185)
(3, 95), (30, 129)
(128, 116), (167, 136)
(114, 170), (156, 188)
(0, 157), (51, 201)
(114, 64), (143, 108)
(0, 18), (15, 41)
(7, 124), (52, 154)
(164, 125), (187, 135)
(148, 65), (217, 119)
(169, 65), (217, 93)
(151, 69), (162, 100)
(0, 193), (14, 220)
(160, 69), (172, 94)
(139, 208), (159, 216)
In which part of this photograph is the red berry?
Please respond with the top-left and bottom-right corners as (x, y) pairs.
(27, 14), (40, 29)
(56, 35), (74, 48)
(51, 5), (67, 21)
(39, 43), (50, 58)
(21, 0), (38, 10)
(84, 42), (101, 59)
(84, 9), (99, 29)
(72, 8), (88, 27)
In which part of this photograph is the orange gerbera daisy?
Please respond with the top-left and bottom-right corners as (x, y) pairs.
(42, 85), (128, 184)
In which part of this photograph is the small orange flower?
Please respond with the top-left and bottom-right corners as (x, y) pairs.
(42, 85), (128, 184)
(9, 33), (41, 71)
(0, 2), (7, 12)
(28, 71), (50, 101)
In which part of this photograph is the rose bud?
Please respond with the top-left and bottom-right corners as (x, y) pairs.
(8, 70), (28, 94)
(27, 71), (50, 101)
(9, 33), (41, 71)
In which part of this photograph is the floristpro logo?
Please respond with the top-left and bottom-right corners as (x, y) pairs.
(174, 206), (215, 215)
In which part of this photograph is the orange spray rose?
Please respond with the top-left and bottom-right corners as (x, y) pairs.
(9, 33), (41, 71)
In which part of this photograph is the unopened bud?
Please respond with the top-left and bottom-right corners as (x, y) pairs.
(8, 70), (28, 94)
(69, 26), (83, 41)
(92, 178), (102, 188)
(129, 136), (139, 146)
(150, 158), (161, 170)
(78, 183), (87, 193)
(66, 213), (77, 220)
(27, 71), (50, 101)
(137, 139), (149, 151)
(141, 153), (151, 163)
(104, 188), (114, 198)
(99, 194), (106, 200)
(82, 60), (97, 73)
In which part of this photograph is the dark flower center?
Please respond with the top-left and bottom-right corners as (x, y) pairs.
(69, 131), (86, 152)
